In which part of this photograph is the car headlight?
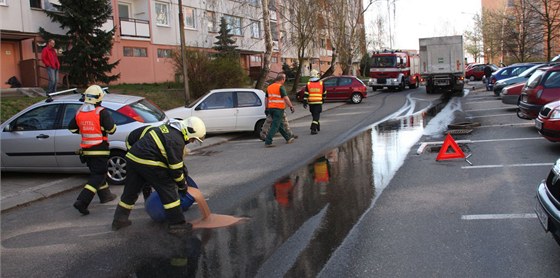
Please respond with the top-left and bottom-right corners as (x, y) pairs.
(502, 88), (509, 95)
(391, 78), (398, 82)
(550, 109), (560, 119)
(554, 158), (560, 175)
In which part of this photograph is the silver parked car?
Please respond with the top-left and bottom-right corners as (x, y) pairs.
(0, 90), (169, 184)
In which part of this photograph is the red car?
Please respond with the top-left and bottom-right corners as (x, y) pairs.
(500, 82), (525, 105)
(296, 75), (368, 104)
(535, 99), (560, 142)
(517, 65), (560, 120)
(465, 64), (498, 81)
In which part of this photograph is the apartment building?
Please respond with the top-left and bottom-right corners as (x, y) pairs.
(1, 0), (350, 90)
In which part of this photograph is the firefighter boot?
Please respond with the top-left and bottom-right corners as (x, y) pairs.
(310, 122), (318, 135)
(112, 205), (132, 231)
(166, 207), (191, 235)
(98, 186), (117, 204)
(73, 185), (96, 215)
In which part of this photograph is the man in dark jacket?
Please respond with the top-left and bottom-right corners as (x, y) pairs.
(68, 85), (117, 215)
(112, 117), (206, 234)
(483, 63), (493, 90)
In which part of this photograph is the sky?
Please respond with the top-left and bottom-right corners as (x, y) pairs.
(363, 0), (482, 50)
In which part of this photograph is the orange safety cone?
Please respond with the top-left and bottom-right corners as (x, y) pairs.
(436, 134), (466, 161)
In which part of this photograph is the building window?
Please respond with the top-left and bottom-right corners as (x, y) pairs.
(224, 15), (242, 36)
(0, 0), (8, 6)
(123, 47), (147, 57)
(271, 22), (278, 41)
(272, 56), (278, 63)
(118, 2), (130, 19)
(157, 49), (172, 58)
(206, 11), (216, 32)
(183, 7), (195, 29)
(248, 0), (258, 5)
(155, 2), (169, 26)
(250, 55), (262, 63)
(251, 20), (261, 38)
(30, 0), (41, 8)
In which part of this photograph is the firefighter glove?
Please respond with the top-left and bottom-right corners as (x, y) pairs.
(290, 106), (295, 113)
(303, 102), (308, 109)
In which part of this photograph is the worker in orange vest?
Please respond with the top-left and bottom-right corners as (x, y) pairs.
(264, 73), (296, 147)
(68, 85), (117, 215)
(303, 76), (327, 134)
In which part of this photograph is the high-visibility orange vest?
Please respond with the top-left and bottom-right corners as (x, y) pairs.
(314, 159), (330, 184)
(307, 81), (324, 104)
(266, 83), (285, 109)
(76, 106), (107, 148)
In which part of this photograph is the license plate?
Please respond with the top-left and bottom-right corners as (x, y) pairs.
(535, 119), (543, 130)
(535, 198), (549, 231)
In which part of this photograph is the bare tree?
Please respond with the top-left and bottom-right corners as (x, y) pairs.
(526, 0), (560, 61)
(464, 13), (484, 63)
(276, 0), (318, 94)
(502, 0), (542, 62)
(481, 8), (505, 64)
(255, 0), (273, 90)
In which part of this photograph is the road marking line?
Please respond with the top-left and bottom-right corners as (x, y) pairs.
(462, 213), (536, 220)
(462, 162), (553, 169)
(464, 108), (515, 112)
(477, 123), (534, 128)
(469, 137), (543, 143)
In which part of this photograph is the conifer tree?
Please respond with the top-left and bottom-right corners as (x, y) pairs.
(39, 0), (119, 87)
(213, 17), (238, 56)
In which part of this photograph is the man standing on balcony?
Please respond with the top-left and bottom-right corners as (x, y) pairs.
(41, 39), (60, 95)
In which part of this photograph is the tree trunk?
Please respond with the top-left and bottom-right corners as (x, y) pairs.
(321, 49), (337, 78)
(255, 0), (272, 90)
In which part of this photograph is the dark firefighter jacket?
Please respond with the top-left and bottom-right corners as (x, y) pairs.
(125, 124), (187, 185)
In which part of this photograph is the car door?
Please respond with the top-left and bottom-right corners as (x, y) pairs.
(54, 103), (87, 168)
(233, 90), (265, 131)
(1, 104), (60, 168)
(322, 77), (339, 101)
(192, 91), (237, 132)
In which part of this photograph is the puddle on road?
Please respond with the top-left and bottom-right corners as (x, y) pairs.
(126, 109), (437, 277)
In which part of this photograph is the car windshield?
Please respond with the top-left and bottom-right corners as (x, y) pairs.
(371, 56), (396, 67)
(519, 64), (543, 77)
(526, 69), (546, 88)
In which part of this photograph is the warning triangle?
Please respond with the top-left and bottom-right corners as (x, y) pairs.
(436, 134), (466, 161)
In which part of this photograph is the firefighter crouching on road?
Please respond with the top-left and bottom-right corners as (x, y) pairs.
(112, 117), (206, 234)
(68, 85), (117, 215)
(303, 76), (327, 135)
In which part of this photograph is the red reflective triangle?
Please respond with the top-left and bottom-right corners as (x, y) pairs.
(436, 134), (466, 161)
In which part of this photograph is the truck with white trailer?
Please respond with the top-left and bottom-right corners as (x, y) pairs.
(418, 36), (465, 94)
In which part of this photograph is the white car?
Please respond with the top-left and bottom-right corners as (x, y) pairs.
(166, 88), (267, 136)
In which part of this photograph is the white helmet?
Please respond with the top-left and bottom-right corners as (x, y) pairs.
(309, 77), (320, 82)
(169, 116), (206, 143)
(83, 85), (105, 104)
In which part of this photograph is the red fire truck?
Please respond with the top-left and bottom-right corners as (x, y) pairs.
(368, 50), (421, 91)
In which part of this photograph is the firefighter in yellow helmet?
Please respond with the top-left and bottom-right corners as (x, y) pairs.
(68, 85), (117, 215)
(303, 75), (327, 135)
(112, 116), (206, 235)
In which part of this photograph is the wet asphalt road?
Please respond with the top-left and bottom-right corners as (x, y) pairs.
(7, 84), (558, 277)
(2, 87), (443, 277)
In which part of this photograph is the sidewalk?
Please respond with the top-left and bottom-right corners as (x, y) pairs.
(0, 98), (350, 212)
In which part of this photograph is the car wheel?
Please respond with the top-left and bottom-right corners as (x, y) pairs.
(409, 79), (418, 89)
(371, 86), (377, 91)
(107, 150), (127, 185)
(469, 76), (475, 81)
(351, 93), (363, 104)
(254, 119), (265, 137)
(398, 80), (405, 91)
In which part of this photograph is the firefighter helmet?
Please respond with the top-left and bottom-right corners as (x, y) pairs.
(182, 116), (206, 143)
(83, 85), (105, 104)
(309, 77), (320, 82)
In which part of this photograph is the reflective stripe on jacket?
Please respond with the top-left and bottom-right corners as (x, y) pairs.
(76, 106), (107, 148)
(266, 83), (285, 109)
(305, 81), (324, 104)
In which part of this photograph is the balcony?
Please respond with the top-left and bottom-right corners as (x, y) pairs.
(119, 17), (150, 38)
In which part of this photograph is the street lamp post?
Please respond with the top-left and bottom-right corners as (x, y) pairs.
(178, 0), (190, 105)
